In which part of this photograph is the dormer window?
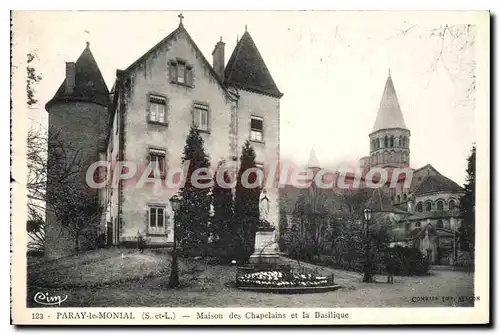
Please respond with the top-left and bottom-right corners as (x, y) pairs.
(177, 63), (186, 84)
(169, 60), (193, 87)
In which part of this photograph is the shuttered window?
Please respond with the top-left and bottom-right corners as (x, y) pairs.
(148, 95), (166, 124)
(250, 116), (264, 141)
(148, 148), (166, 178)
(193, 103), (209, 131)
(169, 60), (194, 87)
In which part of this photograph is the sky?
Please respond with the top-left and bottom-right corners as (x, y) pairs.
(16, 11), (477, 186)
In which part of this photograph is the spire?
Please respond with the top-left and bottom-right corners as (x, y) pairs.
(372, 71), (407, 133)
(307, 148), (320, 169)
(224, 30), (283, 98)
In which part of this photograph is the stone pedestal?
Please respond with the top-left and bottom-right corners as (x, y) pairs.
(249, 226), (280, 264)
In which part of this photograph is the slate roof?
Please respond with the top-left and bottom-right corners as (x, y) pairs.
(123, 23), (232, 100)
(407, 209), (461, 221)
(413, 174), (463, 196)
(365, 188), (407, 213)
(407, 224), (454, 240)
(46, 43), (110, 109)
(224, 31), (283, 98)
(279, 185), (346, 215)
(372, 72), (408, 133)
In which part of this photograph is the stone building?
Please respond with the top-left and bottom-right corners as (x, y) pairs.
(363, 72), (464, 264)
(45, 17), (282, 257)
(280, 71), (464, 265)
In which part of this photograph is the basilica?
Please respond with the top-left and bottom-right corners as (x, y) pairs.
(280, 71), (464, 265)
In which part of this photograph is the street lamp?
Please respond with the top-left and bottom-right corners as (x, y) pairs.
(363, 208), (373, 283)
(168, 195), (181, 288)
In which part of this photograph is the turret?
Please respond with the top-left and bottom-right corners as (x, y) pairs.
(44, 42), (109, 259)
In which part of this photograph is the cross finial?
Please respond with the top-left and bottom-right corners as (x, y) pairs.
(245, 24), (248, 32)
(178, 13), (184, 25)
(86, 41), (90, 49)
(220, 36), (223, 42)
(388, 67), (391, 77)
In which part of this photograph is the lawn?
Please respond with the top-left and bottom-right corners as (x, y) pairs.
(28, 248), (167, 288)
(27, 248), (475, 308)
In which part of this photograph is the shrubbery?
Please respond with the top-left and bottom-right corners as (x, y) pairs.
(282, 223), (430, 276)
(386, 246), (430, 276)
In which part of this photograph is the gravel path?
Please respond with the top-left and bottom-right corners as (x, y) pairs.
(27, 254), (475, 308)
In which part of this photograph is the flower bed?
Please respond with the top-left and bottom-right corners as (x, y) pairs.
(236, 269), (335, 289)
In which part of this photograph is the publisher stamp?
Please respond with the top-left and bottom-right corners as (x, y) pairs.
(10, 10), (490, 325)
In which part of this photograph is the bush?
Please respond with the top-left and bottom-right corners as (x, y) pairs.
(136, 233), (148, 252)
(281, 228), (321, 263)
(206, 243), (235, 264)
(96, 233), (106, 249)
(387, 246), (429, 276)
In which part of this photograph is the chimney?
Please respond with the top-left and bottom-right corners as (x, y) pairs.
(65, 62), (76, 94)
(212, 37), (225, 80)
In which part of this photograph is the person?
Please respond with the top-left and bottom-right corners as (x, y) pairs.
(385, 252), (399, 284)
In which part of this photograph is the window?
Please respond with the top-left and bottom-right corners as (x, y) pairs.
(415, 221), (421, 228)
(389, 136), (394, 147)
(403, 193), (407, 201)
(177, 63), (186, 83)
(149, 148), (166, 178)
(437, 220), (443, 228)
(425, 201), (432, 212)
(149, 95), (166, 123)
(437, 200), (444, 211)
(193, 103), (209, 131)
(449, 200), (456, 210)
(396, 195), (401, 203)
(384, 136), (388, 148)
(169, 60), (193, 86)
(416, 202), (423, 212)
(148, 206), (165, 234)
(250, 116), (264, 142)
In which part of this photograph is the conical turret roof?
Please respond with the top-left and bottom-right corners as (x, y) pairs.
(46, 42), (109, 109)
(372, 71), (407, 133)
(224, 30), (282, 98)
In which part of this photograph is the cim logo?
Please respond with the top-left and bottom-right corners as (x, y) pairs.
(34, 292), (68, 306)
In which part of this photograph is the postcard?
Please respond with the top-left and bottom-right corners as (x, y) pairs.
(11, 10), (490, 325)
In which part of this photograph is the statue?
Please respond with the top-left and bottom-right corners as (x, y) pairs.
(249, 189), (279, 264)
(259, 189), (270, 224)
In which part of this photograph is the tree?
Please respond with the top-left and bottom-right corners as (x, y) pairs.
(234, 141), (261, 260)
(27, 126), (103, 252)
(210, 160), (234, 253)
(458, 145), (476, 251)
(389, 24), (476, 108)
(27, 51), (42, 108)
(176, 126), (212, 256)
(27, 208), (44, 251)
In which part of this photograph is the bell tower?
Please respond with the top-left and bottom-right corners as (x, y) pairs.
(369, 70), (411, 168)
